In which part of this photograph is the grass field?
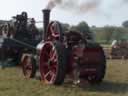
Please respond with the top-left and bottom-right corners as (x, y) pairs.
(0, 60), (128, 96)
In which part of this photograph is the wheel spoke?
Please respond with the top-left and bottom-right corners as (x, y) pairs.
(44, 71), (51, 78)
(50, 72), (56, 83)
(44, 70), (56, 82)
(26, 65), (32, 70)
(25, 58), (32, 70)
(50, 54), (56, 62)
(50, 22), (60, 38)
(50, 47), (57, 62)
(44, 70), (55, 81)
(50, 63), (57, 70)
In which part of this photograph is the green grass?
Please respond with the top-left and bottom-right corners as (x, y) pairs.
(0, 60), (128, 96)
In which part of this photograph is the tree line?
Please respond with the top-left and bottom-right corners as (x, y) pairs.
(61, 20), (128, 44)
(1, 19), (128, 44)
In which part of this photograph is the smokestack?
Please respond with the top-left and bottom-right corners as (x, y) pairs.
(42, 9), (51, 40)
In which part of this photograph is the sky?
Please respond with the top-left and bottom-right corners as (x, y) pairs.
(0, 0), (128, 27)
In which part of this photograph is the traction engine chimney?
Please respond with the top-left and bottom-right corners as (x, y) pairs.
(42, 9), (51, 40)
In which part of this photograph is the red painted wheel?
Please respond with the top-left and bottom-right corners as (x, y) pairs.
(21, 55), (36, 78)
(87, 44), (106, 84)
(39, 41), (66, 85)
(47, 21), (63, 41)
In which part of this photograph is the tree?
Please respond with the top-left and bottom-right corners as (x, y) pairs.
(103, 26), (115, 43)
(71, 21), (94, 40)
(112, 27), (124, 41)
(122, 20), (128, 27)
(75, 21), (90, 32)
(61, 23), (70, 32)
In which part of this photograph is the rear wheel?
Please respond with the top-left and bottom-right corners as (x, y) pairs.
(39, 41), (66, 85)
(87, 45), (106, 84)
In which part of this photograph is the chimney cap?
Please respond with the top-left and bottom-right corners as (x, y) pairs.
(42, 9), (51, 12)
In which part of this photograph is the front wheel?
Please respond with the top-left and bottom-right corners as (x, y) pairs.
(21, 54), (37, 78)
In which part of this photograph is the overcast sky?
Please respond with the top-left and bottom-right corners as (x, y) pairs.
(0, 0), (128, 27)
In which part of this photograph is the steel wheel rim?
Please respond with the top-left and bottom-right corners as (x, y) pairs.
(47, 21), (61, 40)
(39, 42), (58, 84)
(22, 56), (33, 78)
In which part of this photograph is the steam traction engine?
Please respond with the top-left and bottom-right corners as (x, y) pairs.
(0, 12), (40, 65)
(21, 9), (106, 85)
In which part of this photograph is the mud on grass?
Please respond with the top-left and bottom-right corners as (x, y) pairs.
(0, 60), (128, 96)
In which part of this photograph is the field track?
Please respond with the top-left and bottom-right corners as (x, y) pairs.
(0, 60), (128, 96)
